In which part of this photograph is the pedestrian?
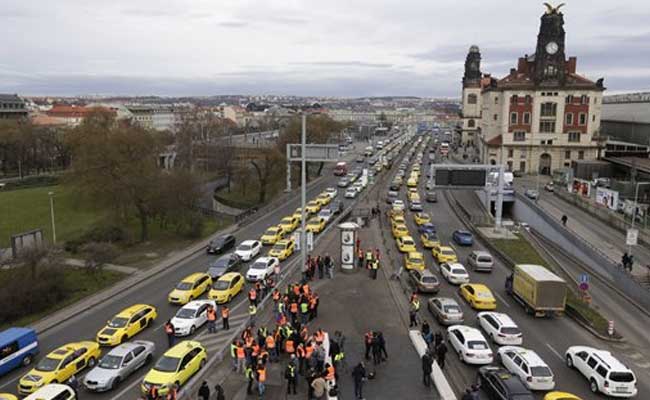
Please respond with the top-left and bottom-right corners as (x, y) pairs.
(365, 249), (374, 269)
(561, 214), (568, 226)
(628, 254), (635, 272)
(257, 363), (267, 398)
(325, 254), (334, 279)
(409, 300), (420, 327)
(356, 238), (361, 253)
(198, 381), (210, 400)
(461, 388), (474, 400)
(334, 330), (346, 352)
(166, 384), (178, 400)
(436, 340), (448, 369)
(352, 362), (367, 400)
(470, 384), (481, 400)
(206, 305), (217, 333)
(245, 363), (255, 395)
(364, 331), (373, 360)
(236, 341), (246, 373)
(249, 304), (257, 326)
(357, 247), (364, 269)
(214, 384), (225, 400)
(370, 259), (379, 280)
(285, 362), (297, 394)
(433, 331), (443, 351)
(221, 305), (230, 330)
(67, 374), (79, 398)
(318, 256), (325, 279)
(164, 320), (175, 348)
(371, 334), (382, 365)
(422, 351), (433, 387)
(377, 331), (388, 360)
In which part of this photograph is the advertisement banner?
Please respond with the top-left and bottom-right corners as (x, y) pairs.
(596, 187), (619, 211)
(571, 178), (591, 198)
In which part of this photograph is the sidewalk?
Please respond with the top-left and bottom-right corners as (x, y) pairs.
(203, 213), (435, 400)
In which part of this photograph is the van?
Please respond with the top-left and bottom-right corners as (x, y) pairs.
(0, 328), (39, 376)
(24, 384), (76, 400)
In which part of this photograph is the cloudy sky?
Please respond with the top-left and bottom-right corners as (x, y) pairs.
(1, 0), (649, 97)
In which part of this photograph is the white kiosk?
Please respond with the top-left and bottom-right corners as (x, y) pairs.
(338, 222), (359, 272)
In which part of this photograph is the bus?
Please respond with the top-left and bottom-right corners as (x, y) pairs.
(334, 162), (348, 176)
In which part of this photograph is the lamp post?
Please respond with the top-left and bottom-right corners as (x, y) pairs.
(48, 191), (56, 244)
(300, 114), (307, 275)
(628, 182), (650, 256)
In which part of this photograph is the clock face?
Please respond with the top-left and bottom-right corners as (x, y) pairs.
(546, 41), (559, 55)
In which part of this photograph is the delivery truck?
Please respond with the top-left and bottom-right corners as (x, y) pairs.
(505, 264), (567, 317)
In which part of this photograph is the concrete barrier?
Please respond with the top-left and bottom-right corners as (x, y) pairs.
(408, 330), (457, 400)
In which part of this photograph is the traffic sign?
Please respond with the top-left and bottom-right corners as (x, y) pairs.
(626, 228), (639, 246)
(579, 282), (589, 291)
(579, 273), (589, 284)
(293, 231), (301, 251)
(307, 231), (314, 251)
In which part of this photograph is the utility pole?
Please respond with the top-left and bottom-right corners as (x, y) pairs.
(300, 114), (307, 275)
(48, 191), (57, 244)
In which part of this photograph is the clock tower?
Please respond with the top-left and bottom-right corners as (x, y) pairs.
(534, 4), (567, 85)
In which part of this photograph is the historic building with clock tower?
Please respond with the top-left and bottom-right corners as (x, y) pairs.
(467, 4), (605, 174)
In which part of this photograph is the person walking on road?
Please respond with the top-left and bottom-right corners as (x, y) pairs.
(422, 351), (433, 387)
(214, 384), (225, 400)
(198, 381), (210, 400)
(561, 214), (568, 226)
(325, 253), (334, 279)
(409, 298), (420, 327)
(364, 331), (373, 360)
(257, 363), (267, 399)
(285, 362), (297, 395)
(206, 305), (217, 333)
(245, 363), (255, 395)
(248, 304), (257, 326)
(352, 362), (367, 400)
(357, 248), (364, 269)
(377, 332), (388, 361)
(318, 256), (325, 279)
(436, 340), (448, 369)
(221, 305), (230, 330)
(164, 320), (175, 348)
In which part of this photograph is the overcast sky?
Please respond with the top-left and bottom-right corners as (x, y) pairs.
(1, 0), (649, 97)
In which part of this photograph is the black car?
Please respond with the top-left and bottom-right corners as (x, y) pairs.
(425, 191), (437, 203)
(207, 253), (241, 279)
(330, 200), (344, 214)
(477, 366), (534, 400)
(206, 234), (236, 255)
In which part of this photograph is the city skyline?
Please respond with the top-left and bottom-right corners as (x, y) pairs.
(2, 0), (649, 97)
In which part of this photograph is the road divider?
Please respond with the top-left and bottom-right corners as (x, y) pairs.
(408, 330), (456, 400)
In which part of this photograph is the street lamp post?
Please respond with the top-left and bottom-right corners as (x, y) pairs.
(300, 114), (307, 275)
(48, 191), (56, 244)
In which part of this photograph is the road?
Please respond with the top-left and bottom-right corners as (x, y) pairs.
(381, 144), (648, 398)
(0, 137), (397, 399)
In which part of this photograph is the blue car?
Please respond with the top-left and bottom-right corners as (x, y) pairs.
(417, 223), (436, 235)
(0, 327), (39, 376)
(452, 230), (473, 246)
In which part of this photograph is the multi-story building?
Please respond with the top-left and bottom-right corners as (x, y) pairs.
(0, 94), (28, 119)
(470, 5), (605, 174)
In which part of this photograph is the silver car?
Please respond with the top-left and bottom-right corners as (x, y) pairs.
(467, 250), (494, 272)
(427, 297), (464, 325)
(84, 340), (155, 392)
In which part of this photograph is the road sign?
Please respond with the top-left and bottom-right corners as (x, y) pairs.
(288, 144), (340, 162)
(608, 320), (614, 336)
(626, 228), (639, 246)
(579, 273), (589, 284)
(293, 231), (301, 251)
(579, 282), (589, 291)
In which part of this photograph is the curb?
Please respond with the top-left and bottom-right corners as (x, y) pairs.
(565, 307), (626, 343)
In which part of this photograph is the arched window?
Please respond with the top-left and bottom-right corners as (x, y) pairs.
(468, 119), (475, 128)
(467, 94), (477, 104)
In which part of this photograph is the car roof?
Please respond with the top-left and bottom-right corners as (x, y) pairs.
(266, 226), (281, 231)
(401, 235), (414, 241)
(108, 341), (153, 357)
(504, 346), (547, 367)
(48, 342), (93, 359)
(219, 272), (242, 281)
(466, 283), (491, 292)
(408, 252), (423, 258)
(480, 312), (517, 327)
(275, 239), (291, 245)
(182, 272), (207, 282)
(240, 240), (259, 246)
(182, 300), (215, 310)
(116, 304), (150, 317)
(24, 384), (73, 400)
(455, 230), (471, 235)
(254, 257), (274, 263)
(481, 367), (530, 393)
(164, 340), (203, 357)
(0, 327), (35, 344)
(574, 347), (632, 371)
(448, 325), (485, 339)
(471, 250), (491, 257)
(431, 297), (459, 306)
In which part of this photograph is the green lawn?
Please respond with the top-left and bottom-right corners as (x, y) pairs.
(0, 268), (125, 329)
(0, 185), (106, 249)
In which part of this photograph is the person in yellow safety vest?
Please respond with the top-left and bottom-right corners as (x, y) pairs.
(248, 304), (257, 326)
(365, 249), (374, 269)
(409, 298), (420, 327)
(370, 259), (379, 280)
(245, 364), (254, 395)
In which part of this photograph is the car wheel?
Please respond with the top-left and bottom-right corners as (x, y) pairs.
(458, 350), (464, 363)
(200, 359), (206, 369)
(190, 326), (196, 335)
(590, 379), (599, 393)
(121, 335), (128, 343)
(111, 377), (121, 390)
(566, 355), (574, 368)
(88, 357), (96, 367)
(145, 354), (153, 364)
(22, 355), (33, 366)
(147, 319), (153, 328)
(495, 352), (501, 363)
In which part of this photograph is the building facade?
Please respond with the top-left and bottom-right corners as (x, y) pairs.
(0, 94), (28, 119)
(470, 5), (605, 174)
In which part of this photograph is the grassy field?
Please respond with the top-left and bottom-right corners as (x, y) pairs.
(0, 268), (125, 329)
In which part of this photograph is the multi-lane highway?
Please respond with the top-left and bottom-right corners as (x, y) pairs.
(380, 138), (647, 399)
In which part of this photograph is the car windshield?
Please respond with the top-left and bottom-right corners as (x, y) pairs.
(238, 244), (251, 251)
(272, 243), (286, 251)
(214, 281), (230, 290)
(478, 256), (492, 263)
(451, 268), (466, 275)
(251, 262), (267, 270)
(175, 308), (197, 319)
(467, 341), (488, 350)
(531, 366), (553, 377)
(501, 327), (520, 335)
(443, 305), (461, 314)
(176, 282), (193, 290)
(409, 257), (422, 264)
(154, 356), (180, 372)
(265, 229), (278, 235)
(98, 354), (123, 370)
(421, 276), (437, 283)
(403, 239), (414, 246)
(442, 249), (455, 256)
(108, 317), (129, 328)
(35, 356), (61, 372)
(609, 372), (635, 382)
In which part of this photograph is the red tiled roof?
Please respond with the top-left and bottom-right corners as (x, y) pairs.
(486, 135), (503, 146)
(46, 105), (113, 118)
(31, 114), (67, 126)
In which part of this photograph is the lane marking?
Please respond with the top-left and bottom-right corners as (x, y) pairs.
(493, 291), (511, 308)
(546, 343), (564, 361)
(0, 375), (20, 390)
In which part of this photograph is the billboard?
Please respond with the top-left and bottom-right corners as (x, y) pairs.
(596, 187), (619, 211)
(435, 169), (487, 187)
(570, 178), (591, 198)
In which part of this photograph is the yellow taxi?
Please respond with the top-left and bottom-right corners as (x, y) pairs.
(279, 216), (300, 233)
(261, 226), (284, 245)
(18, 342), (101, 395)
(396, 235), (417, 253)
(269, 239), (295, 261)
(414, 212), (431, 225)
(408, 191), (420, 202)
(391, 215), (406, 229)
(420, 232), (440, 249)
(141, 341), (207, 396)
(208, 272), (245, 304)
(168, 273), (212, 305)
(432, 244), (458, 263)
(96, 304), (157, 346)
(391, 223), (409, 238)
(0, 394), (17, 400)
(543, 393), (582, 400)
(404, 251), (425, 271)
(389, 207), (404, 220)
(412, 164), (421, 172)
(292, 208), (304, 221)
(305, 201), (321, 214)
(407, 177), (418, 188)
(459, 283), (497, 310)
(315, 193), (331, 206)
(305, 217), (326, 234)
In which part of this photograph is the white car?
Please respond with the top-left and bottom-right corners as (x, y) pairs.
(498, 346), (555, 391)
(235, 240), (262, 262)
(447, 325), (493, 365)
(392, 200), (405, 211)
(439, 262), (470, 285)
(566, 346), (638, 397)
(345, 188), (358, 198)
(170, 300), (217, 336)
(246, 256), (280, 282)
(324, 187), (338, 199)
(477, 312), (523, 345)
(318, 208), (334, 223)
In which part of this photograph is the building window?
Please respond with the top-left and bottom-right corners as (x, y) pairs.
(510, 112), (518, 125)
(540, 102), (557, 117)
(495, 97), (499, 104)
(568, 132), (581, 142)
(544, 65), (558, 77)
(579, 113), (587, 125)
(468, 119), (475, 128)
(507, 161), (513, 171)
(565, 150), (571, 159)
(578, 151), (584, 160)
(508, 149), (514, 158)
(592, 115), (596, 122)
(523, 112), (531, 124)
(511, 95), (518, 104)
(525, 95), (532, 104)
(513, 131), (526, 142)
(519, 161), (526, 172)
(467, 94), (477, 104)
(539, 121), (556, 133)
(565, 95), (574, 104)
(581, 95), (589, 104)
(565, 113), (574, 125)
(493, 114), (498, 121)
